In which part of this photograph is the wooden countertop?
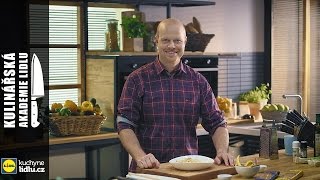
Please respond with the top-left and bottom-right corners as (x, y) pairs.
(0, 132), (119, 151)
(49, 132), (118, 145)
(138, 149), (320, 180)
(49, 119), (253, 146)
(48, 119), (252, 146)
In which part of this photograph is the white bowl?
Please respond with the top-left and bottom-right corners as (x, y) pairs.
(259, 164), (267, 172)
(217, 174), (232, 180)
(235, 165), (260, 178)
(169, 155), (214, 171)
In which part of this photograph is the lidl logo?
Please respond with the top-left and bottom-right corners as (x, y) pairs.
(1, 158), (17, 174)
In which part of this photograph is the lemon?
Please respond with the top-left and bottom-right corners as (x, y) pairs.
(284, 105), (290, 112)
(261, 104), (271, 111)
(244, 160), (254, 167)
(276, 104), (285, 112)
(51, 103), (63, 113)
(236, 155), (242, 166)
(269, 104), (278, 111)
(81, 101), (94, 112)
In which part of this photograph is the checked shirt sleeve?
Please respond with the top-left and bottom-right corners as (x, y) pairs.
(199, 75), (226, 136)
(117, 73), (143, 133)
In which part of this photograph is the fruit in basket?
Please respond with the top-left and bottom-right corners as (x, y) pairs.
(59, 107), (71, 116)
(261, 104), (270, 111)
(77, 106), (82, 112)
(261, 103), (290, 112)
(276, 104), (285, 112)
(216, 96), (232, 113)
(93, 104), (102, 115)
(90, 98), (97, 107)
(64, 100), (78, 113)
(81, 101), (94, 112)
(51, 103), (63, 113)
(269, 104), (278, 111)
(83, 111), (94, 115)
(284, 105), (290, 112)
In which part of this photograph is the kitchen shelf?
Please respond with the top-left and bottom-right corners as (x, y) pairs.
(85, 0), (215, 7)
(84, 0), (215, 18)
(82, 0), (215, 51)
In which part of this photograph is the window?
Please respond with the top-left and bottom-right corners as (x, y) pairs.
(310, 0), (320, 120)
(271, 0), (320, 120)
(49, 4), (80, 105)
(48, 3), (134, 106)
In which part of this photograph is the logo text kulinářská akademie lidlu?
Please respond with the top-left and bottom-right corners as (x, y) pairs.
(2, 53), (30, 128)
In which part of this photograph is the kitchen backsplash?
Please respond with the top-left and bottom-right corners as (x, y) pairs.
(218, 52), (265, 101)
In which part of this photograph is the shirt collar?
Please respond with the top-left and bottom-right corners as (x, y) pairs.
(154, 56), (187, 75)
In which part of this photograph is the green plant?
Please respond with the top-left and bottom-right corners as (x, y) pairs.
(121, 15), (147, 38)
(238, 83), (272, 103)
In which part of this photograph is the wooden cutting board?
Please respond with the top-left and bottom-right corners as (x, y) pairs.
(137, 163), (236, 180)
(226, 118), (254, 125)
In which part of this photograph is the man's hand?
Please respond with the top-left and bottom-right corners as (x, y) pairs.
(136, 153), (160, 169)
(214, 151), (234, 166)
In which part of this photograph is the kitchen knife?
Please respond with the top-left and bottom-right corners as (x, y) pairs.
(283, 119), (295, 129)
(280, 124), (294, 135)
(292, 109), (306, 122)
(287, 111), (303, 126)
(31, 53), (44, 128)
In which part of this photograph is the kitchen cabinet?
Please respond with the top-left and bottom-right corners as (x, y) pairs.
(49, 132), (128, 179)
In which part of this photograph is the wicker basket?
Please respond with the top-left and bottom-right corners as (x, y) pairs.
(260, 111), (288, 123)
(49, 115), (106, 136)
(185, 33), (215, 52)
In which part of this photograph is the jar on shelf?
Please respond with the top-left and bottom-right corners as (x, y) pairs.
(105, 19), (120, 52)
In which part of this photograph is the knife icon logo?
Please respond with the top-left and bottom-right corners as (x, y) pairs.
(31, 53), (44, 128)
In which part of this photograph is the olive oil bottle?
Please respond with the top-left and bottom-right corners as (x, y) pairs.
(314, 114), (320, 157)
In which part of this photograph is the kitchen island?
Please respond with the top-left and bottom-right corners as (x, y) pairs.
(138, 149), (319, 180)
(47, 120), (288, 179)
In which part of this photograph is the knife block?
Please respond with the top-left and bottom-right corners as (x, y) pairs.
(296, 120), (315, 147)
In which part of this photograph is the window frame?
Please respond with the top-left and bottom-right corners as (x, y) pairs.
(49, 1), (84, 104)
(48, 1), (135, 104)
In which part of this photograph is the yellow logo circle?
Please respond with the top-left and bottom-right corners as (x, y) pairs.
(2, 159), (16, 173)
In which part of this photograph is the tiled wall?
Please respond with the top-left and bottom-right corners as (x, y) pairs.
(218, 52), (265, 101)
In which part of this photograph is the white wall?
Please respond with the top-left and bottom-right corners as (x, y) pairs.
(140, 0), (264, 53)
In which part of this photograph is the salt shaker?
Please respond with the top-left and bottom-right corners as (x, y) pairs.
(292, 140), (300, 163)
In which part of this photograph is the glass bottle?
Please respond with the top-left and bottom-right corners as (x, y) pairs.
(105, 19), (120, 52)
(239, 101), (250, 117)
(300, 141), (308, 158)
(292, 140), (300, 163)
(314, 114), (320, 157)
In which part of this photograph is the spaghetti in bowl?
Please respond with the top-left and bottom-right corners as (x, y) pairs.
(169, 155), (214, 170)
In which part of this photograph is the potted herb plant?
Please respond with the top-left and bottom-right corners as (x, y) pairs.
(238, 83), (272, 120)
(121, 14), (147, 52)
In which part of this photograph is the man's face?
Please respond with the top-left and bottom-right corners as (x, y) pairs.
(156, 24), (187, 64)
